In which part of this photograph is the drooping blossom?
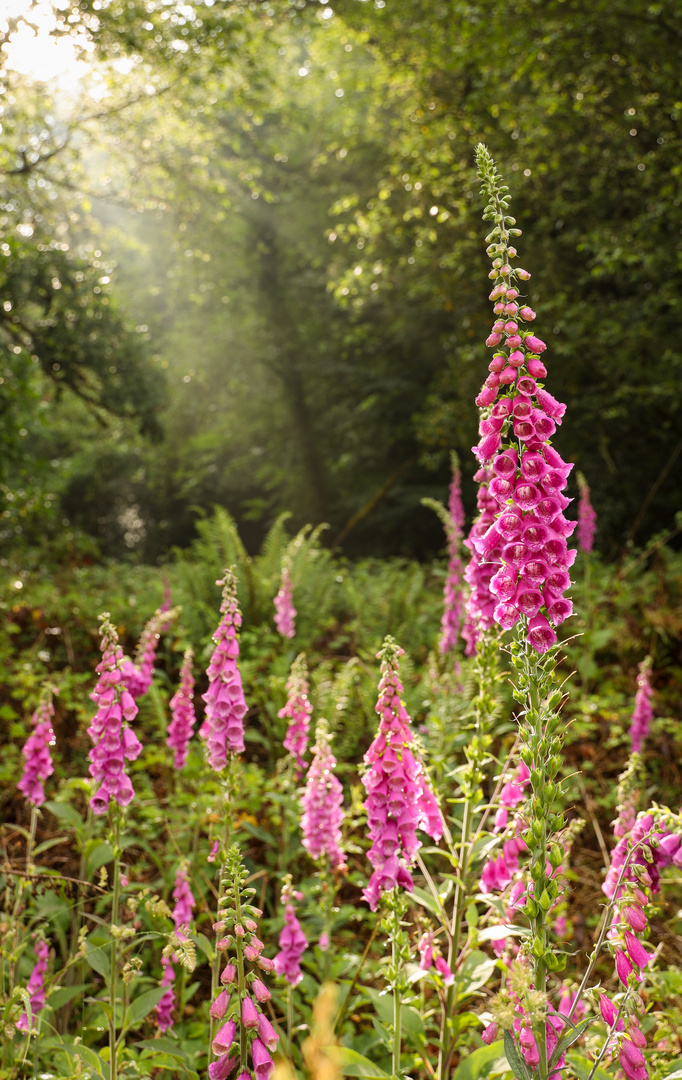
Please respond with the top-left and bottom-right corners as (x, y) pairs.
(16, 938), (49, 1031)
(300, 719), (346, 870)
(417, 930), (454, 985)
(17, 689), (56, 807)
(629, 659), (653, 755)
(121, 606), (175, 699)
(87, 613), (142, 815)
(577, 472), (597, 553)
(439, 454), (466, 657)
(208, 847), (279, 1080)
(167, 648), (197, 769)
(603, 810), (682, 900)
(361, 636), (443, 911)
(280, 653), (312, 774)
(274, 567), (296, 639)
(471, 145), (575, 652)
(274, 886), (308, 987)
(201, 570), (248, 769)
(157, 863), (196, 1033)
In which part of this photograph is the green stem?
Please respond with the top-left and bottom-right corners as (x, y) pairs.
(392, 934), (402, 1078)
(110, 814), (121, 1080)
(528, 655), (549, 1080)
(287, 982), (294, 1054)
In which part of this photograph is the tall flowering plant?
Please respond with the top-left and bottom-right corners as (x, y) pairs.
(439, 452), (466, 659)
(280, 652), (313, 775)
(167, 647), (197, 770)
(87, 613), (142, 816)
(17, 688), (56, 809)
(274, 566), (297, 639)
(300, 718), (346, 871)
(201, 569), (248, 769)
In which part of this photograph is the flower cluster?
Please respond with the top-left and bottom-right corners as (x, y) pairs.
(274, 886), (308, 986)
(274, 567), (296, 639)
(209, 847), (279, 1080)
(629, 659), (653, 755)
(17, 690), (56, 807)
(201, 570), (248, 769)
(577, 472), (597, 553)
(280, 653), (312, 775)
(470, 146), (576, 652)
(167, 648), (197, 769)
(361, 637), (443, 911)
(121, 606), (173, 699)
(439, 455), (466, 657)
(603, 810), (681, 900)
(417, 930), (454, 985)
(300, 719), (346, 869)
(87, 614), (142, 815)
(157, 863), (196, 1033)
(16, 938), (49, 1032)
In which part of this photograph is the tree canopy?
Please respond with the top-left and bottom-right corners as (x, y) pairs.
(1, 0), (680, 558)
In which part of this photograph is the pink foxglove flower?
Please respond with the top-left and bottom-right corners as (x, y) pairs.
(18, 690), (56, 807)
(439, 455), (466, 657)
(361, 637), (443, 911)
(274, 567), (296, 639)
(121, 606), (174, 699)
(16, 938), (49, 1031)
(274, 895), (307, 987)
(300, 719), (346, 869)
(629, 659), (653, 755)
(280, 653), (312, 774)
(167, 648), (197, 769)
(462, 464), (500, 655)
(156, 863), (195, 1032)
(577, 472), (597, 553)
(87, 614), (142, 815)
(201, 570), (248, 768)
(471, 154), (575, 652)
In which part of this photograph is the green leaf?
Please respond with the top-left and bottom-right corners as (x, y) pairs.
(504, 1030), (532, 1080)
(124, 986), (168, 1029)
(549, 1017), (591, 1066)
(453, 1041), (506, 1080)
(567, 1052), (614, 1080)
(85, 841), (114, 879)
(458, 951), (497, 997)
(49, 1038), (111, 1080)
(34, 835), (69, 856)
(333, 1047), (393, 1079)
(46, 984), (87, 1010)
(44, 800), (85, 831)
(135, 1036), (186, 1060)
(84, 940), (110, 978)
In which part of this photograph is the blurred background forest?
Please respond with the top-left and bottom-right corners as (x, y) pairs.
(1, 0), (681, 565)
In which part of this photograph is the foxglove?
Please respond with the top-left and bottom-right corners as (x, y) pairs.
(201, 569), (248, 769)
(18, 689), (56, 807)
(87, 613), (142, 815)
(280, 652), (312, 774)
(577, 471), (597, 553)
(629, 658), (653, 755)
(361, 636), (443, 911)
(274, 891), (308, 987)
(439, 454), (466, 657)
(167, 648), (197, 769)
(300, 718), (346, 869)
(274, 567), (296, 639)
(16, 938), (49, 1031)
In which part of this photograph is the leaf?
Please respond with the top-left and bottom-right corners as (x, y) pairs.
(567, 1052), (614, 1080)
(85, 841), (114, 879)
(549, 1017), (591, 1066)
(458, 951), (497, 997)
(46, 984), (87, 1010)
(34, 835), (69, 856)
(410, 884), (449, 917)
(477, 926), (528, 942)
(504, 1030), (532, 1080)
(332, 1047), (393, 1079)
(49, 1038), (111, 1080)
(135, 1036), (188, 1061)
(124, 986), (168, 1029)
(44, 800), (84, 831)
(84, 940), (110, 978)
(453, 1041), (506, 1080)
